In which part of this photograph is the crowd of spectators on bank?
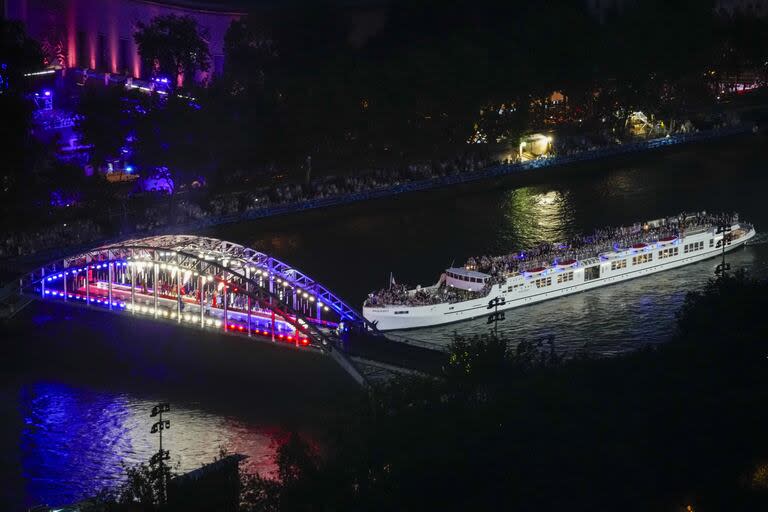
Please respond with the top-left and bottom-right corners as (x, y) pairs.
(205, 118), (737, 223)
(0, 219), (102, 258)
(121, 154), (496, 228)
(209, 155), (495, 218)
(2, 116), (747, 261)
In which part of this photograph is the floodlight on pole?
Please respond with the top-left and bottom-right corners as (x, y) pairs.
(487, 296), (506, 336)
(149, 402), (171, 504)
(714, 221), (732, 277)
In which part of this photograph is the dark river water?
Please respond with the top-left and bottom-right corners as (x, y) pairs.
(2, 134), (767, 509)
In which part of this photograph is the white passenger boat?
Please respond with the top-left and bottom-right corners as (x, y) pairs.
(363, 212), (756, 331)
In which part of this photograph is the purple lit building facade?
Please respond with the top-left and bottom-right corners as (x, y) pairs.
(2, 0), (245, 84)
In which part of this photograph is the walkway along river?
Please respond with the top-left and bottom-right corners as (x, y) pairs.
(0, 125), (750, 273)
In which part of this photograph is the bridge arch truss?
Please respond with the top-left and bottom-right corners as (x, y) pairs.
(20, 236), (374, 359)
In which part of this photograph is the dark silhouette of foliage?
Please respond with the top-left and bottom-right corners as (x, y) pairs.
(236, 276), (768, 511)
(134, 15), (210, 87)
(0, 17), (43, 200)
(0, 16), (44, 86)
(75, 86), (135, 168)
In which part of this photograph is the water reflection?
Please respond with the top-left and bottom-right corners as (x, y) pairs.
(499, 187), (575, 250)
(18, 382), (281, 507)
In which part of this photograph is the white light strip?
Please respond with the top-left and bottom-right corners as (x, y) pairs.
(24, 69), (56, 77)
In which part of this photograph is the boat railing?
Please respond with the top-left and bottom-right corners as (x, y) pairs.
(682, 226), (711, 236)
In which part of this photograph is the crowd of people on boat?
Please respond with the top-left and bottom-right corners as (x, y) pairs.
(365, 281), (483, 307)
(468, 211), (738, 277)
(367, 211), (740, 306)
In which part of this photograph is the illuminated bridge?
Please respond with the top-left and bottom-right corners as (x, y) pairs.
(17, 235), (398, 385)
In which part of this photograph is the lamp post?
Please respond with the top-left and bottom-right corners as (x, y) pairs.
(150, 402), (171, 505)
(715, 220), (732, 278)
(487, 296), (506, 337)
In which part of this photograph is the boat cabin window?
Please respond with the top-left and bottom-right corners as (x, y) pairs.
(611, 260), (627, 271)
(449, 271), (481, 282)
(632, 253), (653, 265)
(658, 247), (679, 259)
(446, 269), (489, 284)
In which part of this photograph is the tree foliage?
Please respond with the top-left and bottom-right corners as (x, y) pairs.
(0, 17), (43, 199)
(132, 94), (212, 183)
(0, 16), (44, 86)
(212, 0), (768, 175)
(75, 86), (135, 167)
(134, 14), (210, 86)
(238, 275), (768, 511)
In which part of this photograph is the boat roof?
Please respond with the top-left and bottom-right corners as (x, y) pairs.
(446, 267), (491, 279)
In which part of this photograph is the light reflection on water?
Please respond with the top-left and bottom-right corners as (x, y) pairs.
(2, 304), (350, 509)
(499, 188), (575, 249)
(18, 382), (281, 507)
